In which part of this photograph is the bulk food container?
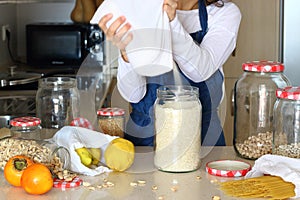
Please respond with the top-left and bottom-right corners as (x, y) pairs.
(233, 61), (290, 159)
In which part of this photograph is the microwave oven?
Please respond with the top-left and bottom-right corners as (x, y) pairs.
(26, 22), (104, 68)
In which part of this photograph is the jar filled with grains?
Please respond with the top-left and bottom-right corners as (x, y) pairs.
(234, 61), (290, 160)
(10, 116), (42, 140)
(273, 86), (300, 158)
(154, 85), (201, 172)
(97, 107), (125, 137)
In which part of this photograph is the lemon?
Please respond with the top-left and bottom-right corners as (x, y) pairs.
(104, 138), (135, 172)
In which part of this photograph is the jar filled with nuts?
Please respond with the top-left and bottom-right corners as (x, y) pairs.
(273, 86), (300, 158)
(234, 61), (291, 160)
(10, 116), (42, 140)
(97, 107), (125, 137)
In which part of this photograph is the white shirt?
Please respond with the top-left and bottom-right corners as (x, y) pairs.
(117, 2), (242, 103)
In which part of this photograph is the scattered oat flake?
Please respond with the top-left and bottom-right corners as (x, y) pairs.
(152, 185), (158, 190)
(82, 182), (91, 187)
(158, 195), (165, 200)
(130, 182), (138, 187)
(138, 180), (146, 184)
(212, 195), (221, 200)
(88, 186), (95, 191)
(170, 186), (178, 192)
(196, 175), (201, 180)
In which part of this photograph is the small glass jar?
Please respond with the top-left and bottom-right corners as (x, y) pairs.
(97, 107), (125, 137)
(36, 77), (80, 137)
(154, 85), (201, 172)
(10, 116), (42, 140)
(273, 86), (300, 158)
(234, 61), (290, 159)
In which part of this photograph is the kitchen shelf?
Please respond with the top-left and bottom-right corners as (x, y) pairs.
(0, 0), (70, 4)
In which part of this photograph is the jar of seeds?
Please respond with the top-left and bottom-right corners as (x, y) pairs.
(97, 107), (125, 137)
(233, 61), (290, 159)
(273, 86), (300, 158)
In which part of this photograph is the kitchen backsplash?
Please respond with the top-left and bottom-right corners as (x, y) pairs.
(0, 1), (75, 71)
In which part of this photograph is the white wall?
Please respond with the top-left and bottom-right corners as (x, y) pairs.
(0, 4), (17, 70)
(0, 1), (75, 71)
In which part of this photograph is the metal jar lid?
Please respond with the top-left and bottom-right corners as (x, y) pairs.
(10, 116), (41, 127)
(276, 86), (300, 100)
(242, 61), (284, 72)
(97, 107), (125, 116)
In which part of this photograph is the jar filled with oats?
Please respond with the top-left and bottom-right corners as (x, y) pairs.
(97, 107), (125, 137)
(10, 116), (42, 140)
(234, 61), (290, 160)
(273, 86), (300, 158)
(154, 85), (201, 172)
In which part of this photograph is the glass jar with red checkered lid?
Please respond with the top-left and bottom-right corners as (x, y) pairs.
(10, 116), (42, 140)
(233, 61), (291, 160)
(97, 107), (125, 137)
(273, 86), (300, 158)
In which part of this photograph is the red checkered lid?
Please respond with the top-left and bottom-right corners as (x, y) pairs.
(97, 107), (125, 116)
(276, 86), (300, 100)
(53, 176), (83, 189)
(206, 160), (251, 177)
(242, 61), (284, 72)
(70, 117), (94, 130)
(10, 116), (41, 127)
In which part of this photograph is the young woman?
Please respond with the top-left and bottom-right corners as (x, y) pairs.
(98, 0), (241, 146)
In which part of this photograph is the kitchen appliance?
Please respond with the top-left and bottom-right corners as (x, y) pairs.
(26, 22), (104, 69)
(280, 0), (300, 86)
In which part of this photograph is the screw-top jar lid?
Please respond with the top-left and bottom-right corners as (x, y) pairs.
(276, 86), (300, 100)
(10, 116), (41, 127)
(242, 61), (284, 72)
(97, 107), (125, 116)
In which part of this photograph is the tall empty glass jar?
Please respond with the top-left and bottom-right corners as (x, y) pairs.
(273, 86), (300, 158)
(234, 61), (290, 159)
(36, 77), (80, 137)
(154, 85), (201, 172)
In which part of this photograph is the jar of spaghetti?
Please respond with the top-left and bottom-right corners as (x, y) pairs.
(273, 86), (300, 158)
(10, 116), (42, 140)
(154, 85), (201, 172)
(234, 61), (290, 159)
(97, 107), (125, 137)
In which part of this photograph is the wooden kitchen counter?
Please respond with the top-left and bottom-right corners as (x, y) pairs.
(0, 146), (262, 200)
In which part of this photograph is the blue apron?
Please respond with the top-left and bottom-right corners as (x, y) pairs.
(125, 0), (226, 146)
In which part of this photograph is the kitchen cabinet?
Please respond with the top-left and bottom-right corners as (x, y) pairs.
(222, 0), (280, 145)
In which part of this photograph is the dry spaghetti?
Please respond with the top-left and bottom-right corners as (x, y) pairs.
(219, 175), (295, 200)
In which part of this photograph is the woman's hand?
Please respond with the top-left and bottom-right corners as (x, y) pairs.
(163, 0), (178, 21)
(98, 13), (133, 61)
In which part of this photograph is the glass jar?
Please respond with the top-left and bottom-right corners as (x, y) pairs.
(0, 137), (70, 172)
(97, 107), (125, 137)
(154, 85), (201, 172)
(36, 77), (80, 137)
(234, 61), (290, 159)
(10, 116), (42, 140)
(273, 86), (300, 158)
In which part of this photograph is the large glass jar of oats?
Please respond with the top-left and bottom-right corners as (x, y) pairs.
(234, 61), (290, 160)
(273, 86), (300, 158)
(154, 85), (201, 172)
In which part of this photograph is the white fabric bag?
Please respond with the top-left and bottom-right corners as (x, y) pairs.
(90, 0), (173, 77)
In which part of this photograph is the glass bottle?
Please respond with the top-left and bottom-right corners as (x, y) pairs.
(10, 116), (42, 140)
(234, 61), (290, 159)
(154, 85), (201, 172)
(273, 86), (300, 158)
(97, 107), (125, 137)
(36, 77), (80, 137)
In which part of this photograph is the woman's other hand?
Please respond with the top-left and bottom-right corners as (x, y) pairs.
(98, 14), (132, 62)
(163, 0), (178, 21)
